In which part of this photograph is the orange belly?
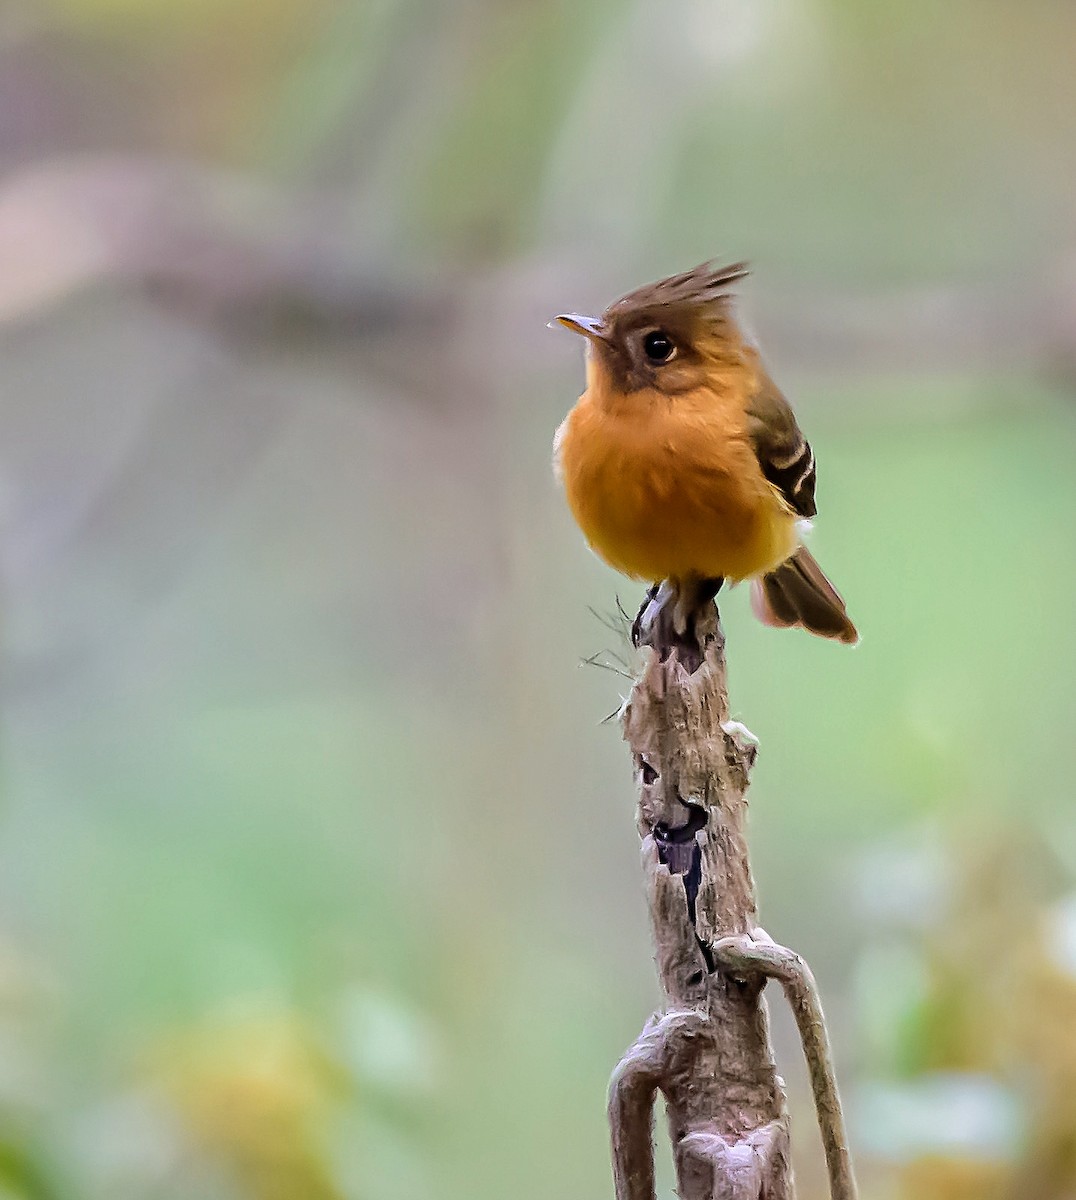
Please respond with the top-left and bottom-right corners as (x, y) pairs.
(555, 393), (797, 583)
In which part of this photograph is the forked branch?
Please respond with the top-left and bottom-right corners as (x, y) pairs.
(610, 587), (857, 1200)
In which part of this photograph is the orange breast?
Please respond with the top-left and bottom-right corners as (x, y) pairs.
(555, 385), (796, 583)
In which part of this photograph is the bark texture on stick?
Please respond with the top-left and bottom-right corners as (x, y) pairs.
(611, 587), (857, 1200)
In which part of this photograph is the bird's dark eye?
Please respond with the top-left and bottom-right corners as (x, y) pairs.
(642, 330), (675, 364)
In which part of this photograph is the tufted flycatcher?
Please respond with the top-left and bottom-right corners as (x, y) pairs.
(551, 261), (857, 644)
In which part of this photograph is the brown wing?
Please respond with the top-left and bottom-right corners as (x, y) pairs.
(745, 370), (817, 519)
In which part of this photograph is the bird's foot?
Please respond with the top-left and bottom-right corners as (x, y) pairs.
(631, 582), (663, 648)
(632, 578), (723, 671)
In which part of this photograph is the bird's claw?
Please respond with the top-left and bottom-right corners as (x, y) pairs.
(633, 579), (697, 656)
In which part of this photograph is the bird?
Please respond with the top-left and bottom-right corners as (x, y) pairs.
(551, 261), (858, 645)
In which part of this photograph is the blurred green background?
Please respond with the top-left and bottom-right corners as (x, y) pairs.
(0, 1), (1075, 1197)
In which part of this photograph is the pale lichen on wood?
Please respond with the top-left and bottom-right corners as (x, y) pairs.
(610, 586), (857, 1200)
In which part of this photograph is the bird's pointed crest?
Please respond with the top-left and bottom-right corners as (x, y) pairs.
(604, 260), (749, 322)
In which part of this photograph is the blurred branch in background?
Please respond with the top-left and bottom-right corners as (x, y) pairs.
(3, 154), (1076, 412)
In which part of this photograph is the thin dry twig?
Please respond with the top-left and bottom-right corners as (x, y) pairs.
(579, 650), (633, 679)
(588, 602), (635, 651)
(713, 933), (857, 1200)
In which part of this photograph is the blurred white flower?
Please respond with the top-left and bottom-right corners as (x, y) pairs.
(1044, 891), (1076, 978)
(852, 829), (949, 929)
(335, 987), (441, 1098)
(854, 1073), (1022, 1163)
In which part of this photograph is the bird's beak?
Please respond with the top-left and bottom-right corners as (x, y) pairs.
(549, 313), (607, 343)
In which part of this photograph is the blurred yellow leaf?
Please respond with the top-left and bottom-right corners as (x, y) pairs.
(900, 1155), (1006, 1200)
(153, 1005), (347, 1200)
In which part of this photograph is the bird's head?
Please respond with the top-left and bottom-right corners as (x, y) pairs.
(552, 260), (749, 399)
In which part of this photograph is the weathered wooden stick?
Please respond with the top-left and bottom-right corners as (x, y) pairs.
(610, 585), (857, 1200)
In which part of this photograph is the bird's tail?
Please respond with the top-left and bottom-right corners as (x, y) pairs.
(750, 547), (858, 645)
